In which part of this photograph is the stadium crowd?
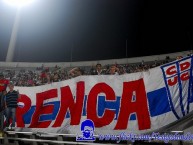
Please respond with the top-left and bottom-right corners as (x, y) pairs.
(0, 55), (185, 87)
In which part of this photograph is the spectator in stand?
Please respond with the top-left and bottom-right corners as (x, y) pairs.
(118, 66), (126, 75)
(53, 73), (59, 82)
(60, 69), (68, 80)
(27, 77), (34, 87)
(107, 65), (119, 75)
(69, 67), (83, 78)
(4, 82), (20, 131)
(91, 64), (105, 75)
(0, 73), (9, 93)
(176, 56), (183, 60)
(0, 54), (177, 87)
(165, 56), (170, 63)
(40, 70), (47, 84)
(46, 73), (51, 84)
(0, 73), (9, 133)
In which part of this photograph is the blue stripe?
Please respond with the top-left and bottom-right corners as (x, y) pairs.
(82, 95), (87, 116)
(176, 61), (185, 117)
(187, 56), (193, 114)
(147, 87), (171, 117)
(97, 96), (121, 120)
(98, 96), (136, 120)
(40, 96), (87, 120)
(39, 102), (60, 121)
(161, 66), (180, 119)
(23, 87), (171, 124)
(191, 56), (193, 103)
(191, 57), (193, 103)
(23, 106), (35, 124)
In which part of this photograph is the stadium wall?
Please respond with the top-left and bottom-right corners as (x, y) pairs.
(0, 50), (191, 68)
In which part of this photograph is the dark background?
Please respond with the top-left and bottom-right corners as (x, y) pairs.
(0, 0), (192, 62)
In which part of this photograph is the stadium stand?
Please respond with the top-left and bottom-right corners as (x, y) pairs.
(0, 51), (190, 87)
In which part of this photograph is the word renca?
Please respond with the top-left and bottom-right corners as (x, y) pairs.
(16, 79), (151, 130)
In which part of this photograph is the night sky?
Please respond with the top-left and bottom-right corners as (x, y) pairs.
(0, 0), (192, 62)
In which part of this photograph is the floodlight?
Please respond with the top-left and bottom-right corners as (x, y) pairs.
(4, 0), (35, 62)
(3, 0), (34, 7)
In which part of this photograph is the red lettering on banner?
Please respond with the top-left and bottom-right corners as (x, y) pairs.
(166, 65), (177, 76)
(180, 61), (190, 71)
(114, 79), (151, 130)
(87, 83), (116, 127)
(166, 61), (190, 86)
(52, 81), (85, 127)
(29, 89), (57, 128)
(181, 72), (189, 81)
(167, 76), (178, 86)
(17, 80), (154, 130)
(16, 95), (32, 127)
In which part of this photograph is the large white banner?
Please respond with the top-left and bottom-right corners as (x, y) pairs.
(14, 56), (193, 135)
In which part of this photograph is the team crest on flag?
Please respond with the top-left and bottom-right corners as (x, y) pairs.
(161, 56), (193, 119)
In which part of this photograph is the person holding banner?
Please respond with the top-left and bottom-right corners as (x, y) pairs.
(4, 82), (20, 131)
(0, 73), (9, 134)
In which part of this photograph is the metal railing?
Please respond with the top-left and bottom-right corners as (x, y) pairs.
(0, 131), (130, 145)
